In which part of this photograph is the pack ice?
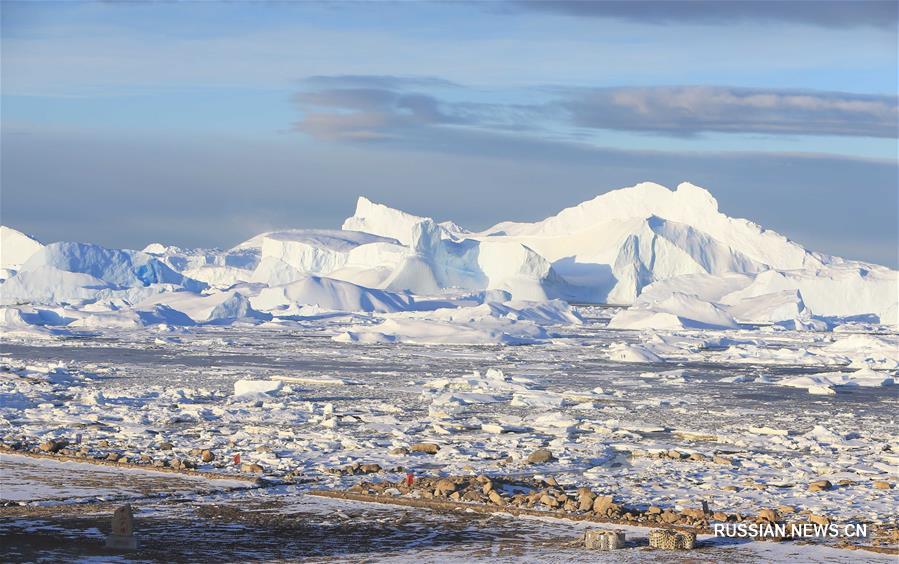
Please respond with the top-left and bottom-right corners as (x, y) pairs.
(1, 181), (896, 343)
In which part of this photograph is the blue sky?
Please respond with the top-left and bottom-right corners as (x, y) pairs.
(2, 1), (897, 266)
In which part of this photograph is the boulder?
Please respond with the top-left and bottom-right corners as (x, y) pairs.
(808, 480), (832, 492)
(411, 443), (440, 455)
(527, 449), (554, 464)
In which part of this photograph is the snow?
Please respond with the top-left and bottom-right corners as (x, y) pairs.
(0, 226), (44, 270)
(780, 368), (897, 393)
(252, 275), (413, 314)
(233, 378), (283, 397)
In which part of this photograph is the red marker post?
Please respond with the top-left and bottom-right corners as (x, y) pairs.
(233, 453), (241, 465)
(405, 471), (414, 487)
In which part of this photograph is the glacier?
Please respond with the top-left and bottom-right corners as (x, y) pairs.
(1, 181), (896, 340)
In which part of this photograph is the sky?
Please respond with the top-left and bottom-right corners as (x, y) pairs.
(1, 0), (897, 267)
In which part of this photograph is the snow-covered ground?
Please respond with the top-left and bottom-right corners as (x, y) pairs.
(2, 308), (896, 524)
(1, 182), (896, 559)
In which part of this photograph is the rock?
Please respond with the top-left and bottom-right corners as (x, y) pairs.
(563, 500), (578, 512)
(97, 440), (110, 448)
(777, 505), (796, 514)
(106, 453), (119, 461)
(713, 455), (732, 465)
(540, 494), (559, 508)
(200, 450), (215, 463)
(689, 453), (707, 461)
(578, 490), (596, 512)
(359, 463), (382, 474)
(488, 490), (504, 506)
(411, 443), (440, 455)
(390, 447), (409, 456)
(584, 529), (625, 550)
(660, 511), (679, 524)
(647, 506), (662, 515)
(241, 463), (264, 474)
(105, 504), (138, 550)
(158, 442), (173, 451)
(682, 508), (705, 520)
(809, 514), (829, 526)
(722, 485), (739, 492)
(712, 512), (728, 521)
(462, 490), (482, 502)
(39, 439), (67, 453)
(527, 449), (554, 464)
(808, 480), (832, 492)
(758, 508), (779, 522)
(449, 491), (461, 501)
(117, 456), (129, 464)
(648, 529), (696, 550)
(592, 495), (614, 515)
(435, 478), (457, 495)
(544, 476), (559, 487)
(873, 481), (892, 490)
(667, 449), (685, 460)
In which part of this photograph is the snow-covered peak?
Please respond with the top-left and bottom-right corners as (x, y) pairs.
(483, 181), (819, 271)
(1, 226), (44, 270)
(342, 196), (430, 246)
(142, 243), (168, 255)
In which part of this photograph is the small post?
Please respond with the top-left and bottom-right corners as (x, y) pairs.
(105, 504), (138, 550)
(406, 471), (414, 487)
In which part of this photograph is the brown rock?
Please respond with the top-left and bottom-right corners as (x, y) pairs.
(647, 506), (662, 515)
(200, 449), (215, 463)
(488, 490), (504, 505)
(540, 494), (559, 508)
(809, 514), (829, 526)
(592, 495), (614, 514)
(563, 500), (578, 512)
(712, 511), (728, 521)
(873, 480), (893, 490)
(389, 447), (409, 455)
(482, 481), (494, 494)
(777, 505), (796, 514)
(411, 443), (440, 455)
(661, 511), (679, 524)
(578, 491), (596, 512)
(39, 439), (67, 453)
(449, 491), (461, 501)
(359, 463), (382, 474)
(808, 480), (832, 492)
(689, 453), (707, 461)
(667, 449), (685, 459)
(435, 478), (457, 495)
(158, 442), (173, 451)
(544, 476), (559, 487)
(682, 508), (705, 520)
(713, 455), (733, 465)
(240, 463), (264, 474)
(527, 449), (554, 464)
(758, 508), (779, 522)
